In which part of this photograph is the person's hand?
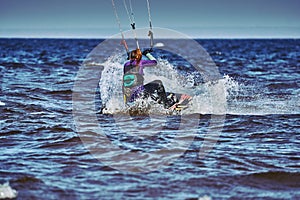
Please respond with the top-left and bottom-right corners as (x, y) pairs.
(142, 48), (153, 55)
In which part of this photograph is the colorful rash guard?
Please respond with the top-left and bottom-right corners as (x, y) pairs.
(123, 59), (157, 103)
(124, 59), (157, 74)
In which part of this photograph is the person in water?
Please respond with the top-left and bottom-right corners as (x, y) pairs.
(123, 48), (169, 107)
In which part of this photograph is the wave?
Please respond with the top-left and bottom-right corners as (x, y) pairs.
(1, 62), (26, 68)
(245, 171), (300, 188)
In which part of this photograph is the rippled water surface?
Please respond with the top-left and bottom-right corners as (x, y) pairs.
(0, 38), (299, 199)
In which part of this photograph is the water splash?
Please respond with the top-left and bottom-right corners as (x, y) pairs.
(99, 53), (124, 111)
(225, 75), (300, 115)
(187, 76), (230, 115)
(99, 55), (227, 115)
(99, 54), (299, 115)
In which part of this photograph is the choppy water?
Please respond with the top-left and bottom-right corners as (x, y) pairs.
(0, 38), (300, 199)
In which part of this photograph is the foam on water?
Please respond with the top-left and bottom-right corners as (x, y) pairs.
(0, 182), (18, 199)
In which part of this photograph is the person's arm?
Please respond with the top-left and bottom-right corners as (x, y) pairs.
(140, 58), (157, 67)
(137, 49), (157, 74)
(140, 49), (157, 67)
(145, 52), (156, 61)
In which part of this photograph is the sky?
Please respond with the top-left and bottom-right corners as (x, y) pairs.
(1, 0), (300, 38)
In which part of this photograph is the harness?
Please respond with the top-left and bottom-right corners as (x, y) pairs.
(123, 64), (144, 103)
(123, 73), (144, 87)
(123, 64), (144, 88)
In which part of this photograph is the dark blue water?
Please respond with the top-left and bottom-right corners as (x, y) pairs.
(0, 38), (299, 199)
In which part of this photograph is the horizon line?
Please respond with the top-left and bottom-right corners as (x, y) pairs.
(1, 26), (299, 40)
(1, 36), (300, 40)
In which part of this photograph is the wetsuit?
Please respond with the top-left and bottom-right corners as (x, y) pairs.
(123, 54), (168, 107)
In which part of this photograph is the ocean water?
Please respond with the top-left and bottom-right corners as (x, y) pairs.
(0, 38), (300, 199)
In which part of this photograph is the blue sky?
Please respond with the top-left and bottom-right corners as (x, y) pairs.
(1, 0), (299, 38)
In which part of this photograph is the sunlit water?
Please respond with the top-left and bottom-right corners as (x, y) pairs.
(0, 38), (299, 199)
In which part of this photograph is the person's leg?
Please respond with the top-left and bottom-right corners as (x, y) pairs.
(143, 80), (168, 107)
